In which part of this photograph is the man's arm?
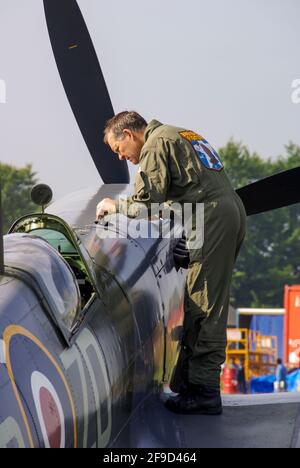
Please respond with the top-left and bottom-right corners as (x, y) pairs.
(117, 138), (171, 218)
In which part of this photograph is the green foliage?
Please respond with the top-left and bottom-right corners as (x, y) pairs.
(0, 163), (38, 233)
(219, 141), (300, 308)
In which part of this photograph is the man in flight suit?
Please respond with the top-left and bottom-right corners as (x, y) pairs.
(97, 111), (247, 415)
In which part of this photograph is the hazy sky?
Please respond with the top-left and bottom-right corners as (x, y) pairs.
(0, 0), (299, 199)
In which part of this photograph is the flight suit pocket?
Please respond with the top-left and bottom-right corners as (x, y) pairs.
(135, 177), (145, 194)
(134, 171), (150, 195)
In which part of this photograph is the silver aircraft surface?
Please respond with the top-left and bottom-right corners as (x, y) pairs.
(1, 0), (300, 448)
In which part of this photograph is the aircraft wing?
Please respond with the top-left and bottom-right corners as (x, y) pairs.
(111, 392), (300, 448)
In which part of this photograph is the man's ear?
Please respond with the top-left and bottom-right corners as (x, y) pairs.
(123, 128), (133, 139)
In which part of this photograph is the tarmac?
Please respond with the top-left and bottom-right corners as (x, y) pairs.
(112, 391), (300, 448)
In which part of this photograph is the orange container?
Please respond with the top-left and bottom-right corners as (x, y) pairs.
(284, 285), (300, 366)
(222, 367), (238, 394)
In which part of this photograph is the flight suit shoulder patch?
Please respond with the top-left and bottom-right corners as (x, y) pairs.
(179, 130), (204, 141)
(179, 130), (224, 172)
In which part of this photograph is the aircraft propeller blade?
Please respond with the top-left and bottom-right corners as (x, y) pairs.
(43, 0), (129, 184)
(236, 166), (300, 216)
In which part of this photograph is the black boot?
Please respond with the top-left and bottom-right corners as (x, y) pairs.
(165, 384), (222, 415)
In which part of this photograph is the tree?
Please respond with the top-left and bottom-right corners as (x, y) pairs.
(0, 163), (38, 233)
(219, 142), (300, 308)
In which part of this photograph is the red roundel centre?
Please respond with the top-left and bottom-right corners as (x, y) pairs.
(40, 387), (62, 448)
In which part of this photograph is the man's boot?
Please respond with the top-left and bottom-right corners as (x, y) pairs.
(165, 383), (222, 415)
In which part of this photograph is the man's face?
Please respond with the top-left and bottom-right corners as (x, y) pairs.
(107, 129), (144, 165)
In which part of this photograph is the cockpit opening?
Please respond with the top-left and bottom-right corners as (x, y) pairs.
(9, 215), (95, 310)
(31, 228), (94, 308)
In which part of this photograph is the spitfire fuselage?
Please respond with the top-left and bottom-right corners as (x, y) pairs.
(0, 186), (186, 448)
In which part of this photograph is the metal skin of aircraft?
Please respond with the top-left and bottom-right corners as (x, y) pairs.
(1, 0), (300, 449)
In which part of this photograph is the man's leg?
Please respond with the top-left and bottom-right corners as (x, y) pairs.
(188, 198), (246, 388)
(171, 279), (204, 391)
(166, 198), (246, 413)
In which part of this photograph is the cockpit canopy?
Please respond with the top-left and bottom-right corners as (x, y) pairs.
(4, 234), (81, 333)
(9, 212), (98, 312)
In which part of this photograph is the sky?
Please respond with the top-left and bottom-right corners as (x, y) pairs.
(0, 0), (299, 199)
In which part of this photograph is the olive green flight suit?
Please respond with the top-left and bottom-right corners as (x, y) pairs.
(117, 120), (247, 388)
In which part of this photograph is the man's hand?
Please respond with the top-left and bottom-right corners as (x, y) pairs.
(96, 198), (117, 220)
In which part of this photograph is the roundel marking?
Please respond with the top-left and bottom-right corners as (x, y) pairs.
(3, 325), (77, 448)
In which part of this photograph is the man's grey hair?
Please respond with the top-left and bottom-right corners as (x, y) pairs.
(103, 111), (147, 144)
